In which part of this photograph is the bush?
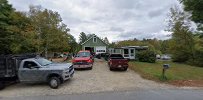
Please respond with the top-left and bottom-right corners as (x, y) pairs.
(137, 49), (156, 63)
(193, 49), (203, 67)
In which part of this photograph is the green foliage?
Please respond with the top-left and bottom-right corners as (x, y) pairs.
(168, 7), (195, 63)
(137, 49), (156, 63)
(116, 39), (144, 47)
(86, 34), (94, 39)
(115, 38), (162, 54)
(9, 11), (38, 54)
(192, 49), (203, 67)
(180, 0), (203, 67)
(28, 6), (72, 54)
(160, 40), (170, 54)
(0, 0), (15, 54)
(79, 32), (87, 44)
(180, 0), (203, 32)
(108, 42), (117, 48)
(0, 1), (77, 55)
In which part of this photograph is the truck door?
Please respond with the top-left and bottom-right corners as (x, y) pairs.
(18, 61), (42, 82)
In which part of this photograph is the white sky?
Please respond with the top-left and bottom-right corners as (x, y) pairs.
(8, 0), (180, 42)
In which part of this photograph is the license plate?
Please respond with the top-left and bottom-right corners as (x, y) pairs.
(118, 65), (122, 67)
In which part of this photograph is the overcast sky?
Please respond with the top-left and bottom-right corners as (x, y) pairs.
(8, 0), (180, 42)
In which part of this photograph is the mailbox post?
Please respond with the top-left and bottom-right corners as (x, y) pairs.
(162, 64), (170, 80)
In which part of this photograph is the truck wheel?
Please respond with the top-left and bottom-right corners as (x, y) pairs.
(49, 77), (60, 89)
(89, 66), (93, 70)
(0, 82), (5, 90)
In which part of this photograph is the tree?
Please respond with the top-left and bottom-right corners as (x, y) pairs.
(180, 0), (203, 32)
(104, 37), (109, 44)
(86, 33), (94, 39)
(28, 5), (71, 57)
(167, 7), (195, 62)
(67, 34), (79, 53)
(9, 11), (38, 54)
(0, 0), (15, 54)
(180, 0), (203, 67)
(79, 32), (87, 44)
(108, 42), (117, 48)
(160, 40), (170, 54)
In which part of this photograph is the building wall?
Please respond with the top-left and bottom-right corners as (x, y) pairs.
(82, 36), (107, 48)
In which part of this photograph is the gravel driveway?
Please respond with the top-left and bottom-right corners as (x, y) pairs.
(0, 58), (176, 97)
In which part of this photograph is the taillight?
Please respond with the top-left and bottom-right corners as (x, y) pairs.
(109, 59), (112, 65)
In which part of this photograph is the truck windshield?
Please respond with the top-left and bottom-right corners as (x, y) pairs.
(36, 58), (52, 66)
(76, 52), (90, 57)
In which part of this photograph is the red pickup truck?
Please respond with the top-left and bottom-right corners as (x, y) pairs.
(72, 51), (93, 70)
(108, 54), (128, 71)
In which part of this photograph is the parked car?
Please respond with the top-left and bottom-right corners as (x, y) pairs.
(108, 54), (128, 71)
(156, 54), (161, 59)
(161, 54), (171, 60)
(95, 54), (101, 59)
(72, 50), (94, 70)
(0, 55), (74, 90)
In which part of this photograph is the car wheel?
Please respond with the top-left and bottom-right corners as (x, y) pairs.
(49, 77), (60, 89)
(0, 82), (5, 90)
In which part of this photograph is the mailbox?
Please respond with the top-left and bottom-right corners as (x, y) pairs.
(163, 64), (170, 69)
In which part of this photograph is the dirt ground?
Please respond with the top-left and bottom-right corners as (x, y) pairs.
(0, 58), (195, 97)
(170, 80), (203, 87)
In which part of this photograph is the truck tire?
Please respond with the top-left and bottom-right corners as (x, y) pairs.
(48, 77), (60, 89)
(0, 82), (5, 90)
(89, 66), (93, 70)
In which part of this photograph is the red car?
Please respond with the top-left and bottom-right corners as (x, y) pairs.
(108, 54), (128, 71)
(72, 51), (94, 70)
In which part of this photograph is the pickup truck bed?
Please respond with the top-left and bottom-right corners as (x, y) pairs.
(108, 54), (128, 71)
(0, 54), (37, 90)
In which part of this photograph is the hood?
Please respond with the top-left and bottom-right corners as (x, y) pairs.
(73, 57), (90, 61)
(45, 63), (72, 70)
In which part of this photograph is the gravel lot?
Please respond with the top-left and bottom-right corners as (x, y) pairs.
(0, 58), (177, 97)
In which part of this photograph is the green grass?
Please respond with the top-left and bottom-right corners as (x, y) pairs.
(129, 61), (203, 82)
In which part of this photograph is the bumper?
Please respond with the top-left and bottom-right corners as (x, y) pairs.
(110, 65), (128, 70)
(73, 64), (93, 69)
(62, 68), (74, 81)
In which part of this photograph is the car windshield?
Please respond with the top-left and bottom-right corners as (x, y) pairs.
(35, 58), (53, 66)
(76, 52), (90, 57)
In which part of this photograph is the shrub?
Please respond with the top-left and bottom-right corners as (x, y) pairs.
(137, 49), (156, 63)
(193, 49), (203, 67)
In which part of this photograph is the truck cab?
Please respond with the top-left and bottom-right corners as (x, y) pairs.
(18, 58), (74, 89)
(72, 50), (93, 70)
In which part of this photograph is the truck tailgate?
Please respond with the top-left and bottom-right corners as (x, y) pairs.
(110, 59), (128, 66)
